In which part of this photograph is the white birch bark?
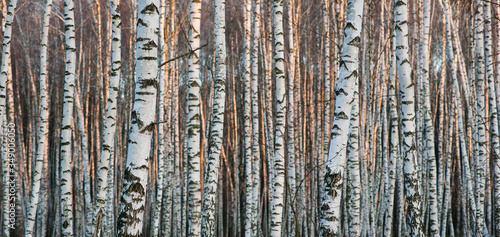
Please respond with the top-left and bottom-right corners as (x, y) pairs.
(383, 15), (399, 235)
(90, 0), (121, 235)
(251, 0), (261, 234)
(201, 0), (226, 234)
(495, 0), (500, 231)
(474, 1), (487, 234)
(25, 0), (52, 235)
(319, 0), (364, 235)
(287, 0), (297, 235)
(152, 0), (166, 235)
(60, 0), (77, 235)
(0, 0), (16, 235)
(187, 0), (202, 235)
(271, 0), (286, 235)
(322, 0), (331, 194)
(485, 2), (500, 235)
(394, 0), (422, 235)
(347, 76), (360, 236)
(419, 0), (438, 234)
(116, 1), (159, 236)
(243, 0), (253, 235)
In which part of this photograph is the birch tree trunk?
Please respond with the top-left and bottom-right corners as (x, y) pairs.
(495, 0), (500, 232)
(0, 0), (17, 235)
(152, 0), (166, 235)
(243, 0), (253, 235)
(383, 12), (399, 235)
(474, 0), (487, 234)
(394, 0), (422, 235)
(91, 0), (121, 235)
(319, 0), (364, 235)
(347, 75), (360, 236)
(25, 0), (52, 235)
(251, 0), (261, 234)
(419, 0), (438, 234)
(116, 0), (159, 236)
(287, 0), (297, 235)
(484, 1), (500, 235)
(187, 0), (202, 235)
(201, 0), (226, 234)
(322, 0), (331, 193)
(270, 0), (286, 235)
(60, 0), (77, 235)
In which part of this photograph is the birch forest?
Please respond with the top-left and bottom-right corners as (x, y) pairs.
(2, 0), (500, 236)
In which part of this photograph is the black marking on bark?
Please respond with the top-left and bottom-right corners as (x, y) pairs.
(139, 79), (158, 89)
(140, 3), (159, 15)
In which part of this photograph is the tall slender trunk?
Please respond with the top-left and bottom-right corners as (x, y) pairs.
(90, 0), (122, 235)
(474, 0), (487, 234)
(187, 0), (202, 235)
(322, 0), (331, 197)
(0, 0), (17, 235)
(270, 0), (286, 235)
(116, 0), (159, 235)
(394, 0), (422, 235)
(243, 0), (253, 235)
(60, 0), (77, 235)
(287, 0), (297, 235)
(319, 0), (364, 236)
(201, 0), (226, 234)
(152, 0), (166, 235)
(495, 0), (500, 232)
(419, 0), (438, 234)
(347, 75), (361, 236)
(25, 0), (52, 236)
(251, 0), (261, 234)
(485, 1), (500, 235)
(383, 9), (399, 235)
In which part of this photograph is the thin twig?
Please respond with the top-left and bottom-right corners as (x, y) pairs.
(158, 43), (208, 68)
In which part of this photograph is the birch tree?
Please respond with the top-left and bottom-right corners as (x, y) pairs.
(59, 0), (77, 235)
(0, 0), (17, 235)
(251, 0), (261, 234)
(91, 0), (121, 235)
(383, 16), (399, 235)
(201, 0), (226, 234)
(419, 0), (438, 233)
(474, 0), (487, 234)
(495, 0), (500, 232)
(152, 0), (166, 235)
(243, 0), (254, 235)
(287, 0), (297, 235)
(186, 0), (203, 235)
(25, 0), (52, 236)
(116, 0), (159, 235)
(319, 0), (364, 235)
(484, 1), (500, 234)
(346, 73), (360, 236)
(394, 0), (422, 235)
(270, 0), (286, 235)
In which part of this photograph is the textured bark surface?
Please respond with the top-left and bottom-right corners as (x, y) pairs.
(474, 0), (486, 235)
(243, 0), (253, 235)
(26, 0), (52, 236)
(60, 0), (77, 235)
(187, 0), (202, 235)
(201, 0), (226, 235)
(270, 0), (286, 236)
(116, 1), (159, 236)
(92, 0), (122, 235)
(394, 0), (423, 235)
(319, 0), (364, 236)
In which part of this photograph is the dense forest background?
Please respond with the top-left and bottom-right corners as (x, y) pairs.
(0, 0), (499, 236)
